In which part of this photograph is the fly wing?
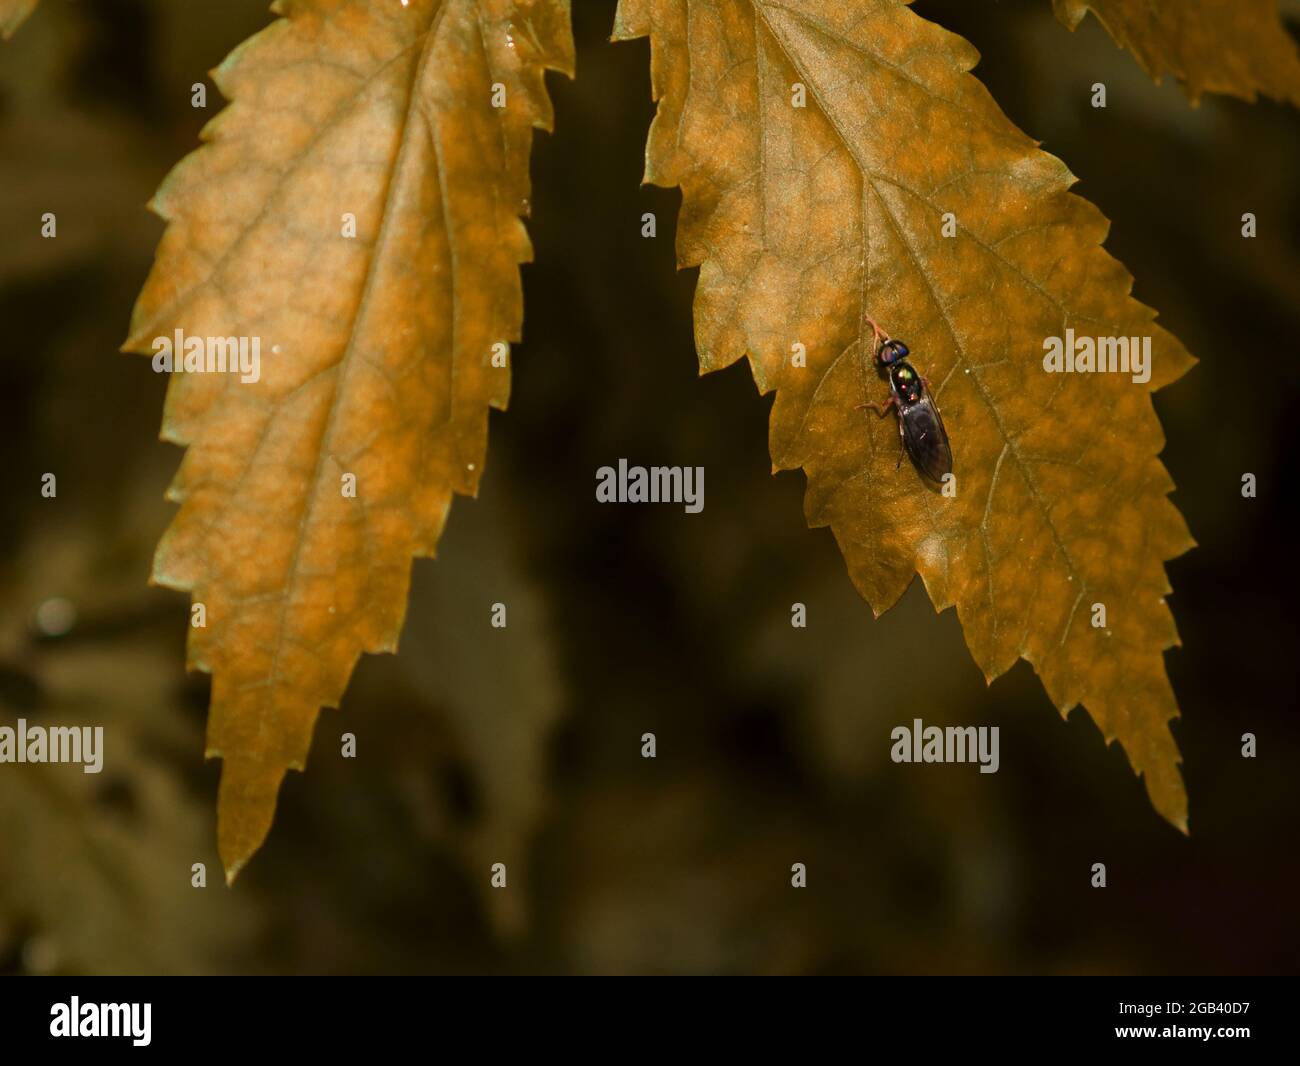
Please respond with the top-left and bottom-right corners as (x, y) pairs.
(900, 397), (953, 482)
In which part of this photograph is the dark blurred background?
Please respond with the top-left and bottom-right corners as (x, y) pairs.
(0, 0), (1297, 975)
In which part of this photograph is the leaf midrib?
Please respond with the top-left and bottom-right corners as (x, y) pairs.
(260, 1), (455, 722)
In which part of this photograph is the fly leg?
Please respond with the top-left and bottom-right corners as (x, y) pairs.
(855, 394), (897, 418)
(856, 394), (907, 468)
(863, 316), (890, 352)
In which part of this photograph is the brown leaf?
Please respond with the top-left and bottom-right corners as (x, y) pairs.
(1052, 0), (1300, 105)
(0, 0), (37, 40)
(614, 0), (1195, 828)
(123, 0), (573, 881)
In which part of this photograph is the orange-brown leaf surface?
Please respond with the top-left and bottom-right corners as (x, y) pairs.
(0, 0), (38, 40)
(124, 0), (574, 881)
(614, 0), (1195, 827)
(1053, 0), (1300, 105)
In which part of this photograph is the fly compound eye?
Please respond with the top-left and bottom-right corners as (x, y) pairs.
(879, 340), (908, 364)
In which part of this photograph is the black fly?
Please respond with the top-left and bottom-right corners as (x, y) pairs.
(856, 318), (953, 483)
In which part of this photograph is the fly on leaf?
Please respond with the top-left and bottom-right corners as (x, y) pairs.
(857, 319), (953, 483)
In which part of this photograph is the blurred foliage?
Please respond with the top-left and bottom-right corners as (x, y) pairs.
(0, 0), (1297, 974)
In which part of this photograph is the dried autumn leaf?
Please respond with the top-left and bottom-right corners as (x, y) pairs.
(614, 0), (1195, 827)
(123, 0), (574, 881)
(0, 0), (37, 40)
(1052, 0), (1300, 105)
